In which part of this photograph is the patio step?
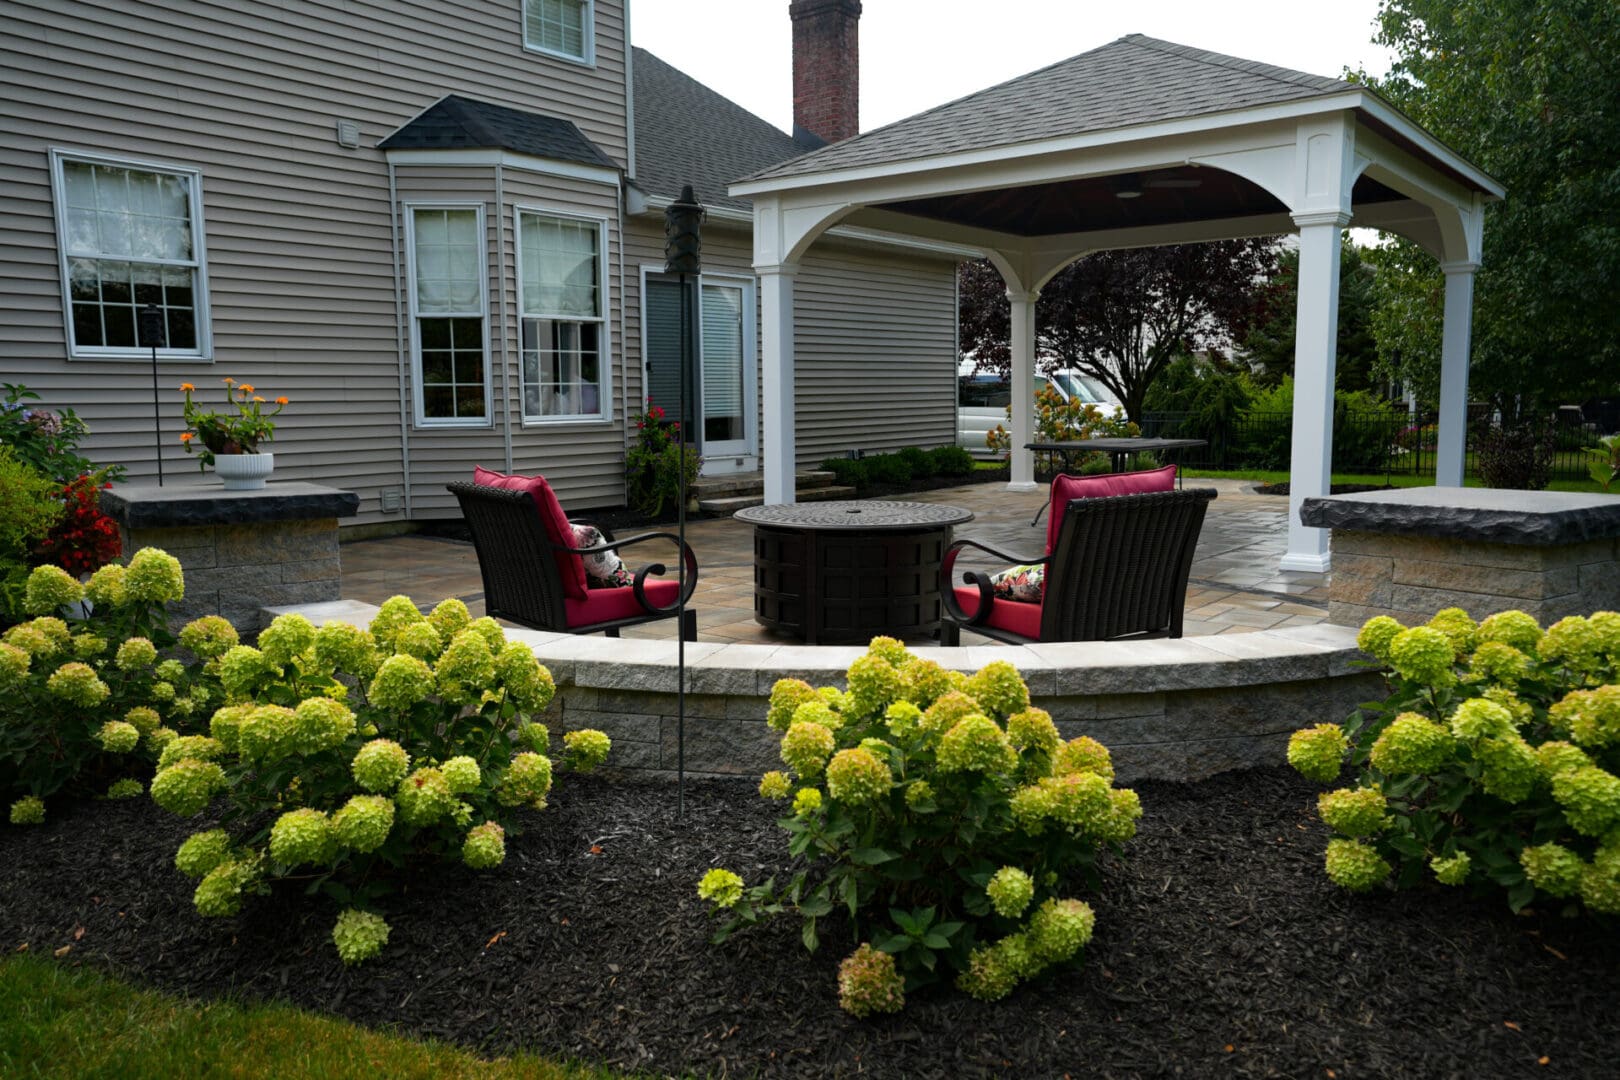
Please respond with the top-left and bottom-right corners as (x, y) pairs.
(699, 483), (857, 516)
(690, 469), (834, 500)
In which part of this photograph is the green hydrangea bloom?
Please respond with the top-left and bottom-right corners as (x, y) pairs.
(1588, 610), (1620, 659)
(936, 714), (1017, 775)
(825, 747), (894, 805)
(156, 735), (225, 770)
(1536, 741), (1592, 781)
(515, 721), (549, 754)
(193, 856), (259, 917)
(765, 679), (817, 732)
(369, 595), (426, 651)
(149, 680), (176, 703)
(71, 633), (107, 659)
(1540, 615), (1602, 674)
(1317, 787), (1389, 836)
(1008, 783), (1054, 835)
(352, 739), (411, 793)
(1027, 897), (1096, 965)
(1426, 607), (1477, 655)
(1040, 772), (1118, 836)
(1095, 787), (1145, 844)
(256, 613), (314, 668)
(882, 700), (923, 740)
(1388, 626), (1456, 685)
(758, 770), (792, 800)
(495, 643), (555, 712)
(956, 940), (1021, 1002)
(237, 705), (297, 763)
(1475, 610), (1542, 653)
(2, 627), (51, 662)
(0, 642), (28, 686)
(389, 620), (441, 662)
(1356, 616), (1404, 662)
(175, 829), (234, 879)
(904, 779), (935, 810)
(1368, 714), (1454, 776)
(268, 808), (335, 867)
(105, 779), (143, 800)
(461, 821), (506, 870)
(1286, 723), (1348, 782)
(22, 564), (82, 614)
(179, 615), (239, 659)
(98, 719), (141, 754)
(10, 796), (45, 825)
(47, 662), (109, 708)
(218, 645), (268, 696)
(434, 630), (495, 705)
(394, 768), (456, 826)
(838, 943), (905, 1017)
(1449, 697), (1516, 742)
(780, 720), (837, 779)
(144, 726), (177, 753)
(1549, 685), (1620, 750)
(332, 908), (390, 966)
(312, 621), (374, 674)
(424, 597), (471, 640)
(369, 653), (435, 712)
(919, 690), (979, 740)
(1469, 641), (1530, 686)
(150, 758), (227, 816)
(1476, 736), (1540, 803)
(331, 794), (395, 853)
(792, 787), (823, 815)
(114, 636), (157, 671)
(986, 866), (1036, 918)
(845, 654), (904, 719)
(84, 563), (128, 609)
(900, 658), (953, 708)
(203, 704), (246, 753)
(563, 729), (611, 770)
(790, 700), (843, 734)
(438, 755), (481, 794)
(1551, 766), (1620, 837)
(1579, 861), (1620, 915)
(497, 752), (553, 809)
(1006, 707), (1060, 756)
(967, 660), (1031, 718)
(289, 696), (355, 756)
(1054, 735), (1115, 781)
(697, 867), (744, 908)
(124, 548), (185, 603)
(1323, 838), (1391, 892)
(1482, 685), (1534, 727)
(1431, 851), (1472, 886)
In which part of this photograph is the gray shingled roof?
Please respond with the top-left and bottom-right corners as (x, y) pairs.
(632, 48), (816, 212)
(744, 34), (1354, 184)
(379, 94), (620, 172)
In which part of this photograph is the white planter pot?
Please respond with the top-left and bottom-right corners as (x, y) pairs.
(213, 452), (274, 490)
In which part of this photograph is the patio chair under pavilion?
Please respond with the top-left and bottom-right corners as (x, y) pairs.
(732, 34), (1505, 572)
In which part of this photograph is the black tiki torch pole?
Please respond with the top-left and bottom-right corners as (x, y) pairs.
(664, 184), (704, 819)
(139, 304), (166, 486)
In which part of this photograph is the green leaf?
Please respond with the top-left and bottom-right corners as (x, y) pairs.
(922, 933), (951, 949)
(872, 934), (911, 954)
(1507, 881), (1536, 913)
(797, 896), (833, 918)
(802, 918), (819, 953)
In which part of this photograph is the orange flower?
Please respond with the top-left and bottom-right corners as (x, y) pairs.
(222, 377), (235, 385)
(179, 382), (195, 392)
(275, 396), (289, 406)
(239, 384), (254, 393)
(252, 396), (265, 404)
(180, 432), (194, 442)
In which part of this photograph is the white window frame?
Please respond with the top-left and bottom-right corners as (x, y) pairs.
(48, 148), (212, 361)
(521, 0), (595, 66)
(514, 206), (612, 426)
(403, 201), (492, 428)
(638, 265), (757, 459)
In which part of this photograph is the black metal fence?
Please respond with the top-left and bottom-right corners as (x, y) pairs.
(1137, 410), (1603, 480)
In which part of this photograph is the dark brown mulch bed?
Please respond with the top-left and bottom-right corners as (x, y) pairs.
(1255, 482), (1398, 496)
(4, 766), (1615, 1078)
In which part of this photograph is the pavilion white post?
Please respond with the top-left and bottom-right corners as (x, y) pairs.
(1434, 261), (1478, 487)
(759, 263), (799, 505)
(1007, 288), (1040, 492)
(1281, 211), (1350, 573)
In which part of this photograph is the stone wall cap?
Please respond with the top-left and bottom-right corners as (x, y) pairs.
(1300, 486), (1620, 545)
(103, 482), (360, 528)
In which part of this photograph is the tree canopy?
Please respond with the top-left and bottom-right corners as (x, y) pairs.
(1238, 238), (1380, 394)
(1368, 0), (1620, 412)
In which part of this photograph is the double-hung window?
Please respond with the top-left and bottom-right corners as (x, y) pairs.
(50, 150), (209, 359)
(523, 0), (593, 63)
(517, 210), (607, 422)
(407, 206), (489, 424)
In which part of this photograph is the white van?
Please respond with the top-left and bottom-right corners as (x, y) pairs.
(957, 367), (1122, 456)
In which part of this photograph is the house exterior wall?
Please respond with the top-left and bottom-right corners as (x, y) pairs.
(0, 0), (629, 521)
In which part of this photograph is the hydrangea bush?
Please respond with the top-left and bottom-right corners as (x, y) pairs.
(697, 638), (1138, 1015)
(150, 596), (609, 964)
(1288, 608), (1620, 914)
(1, 549), (205, 823)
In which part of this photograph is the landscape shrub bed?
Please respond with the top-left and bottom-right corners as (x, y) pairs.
(819, 444), (976, 492)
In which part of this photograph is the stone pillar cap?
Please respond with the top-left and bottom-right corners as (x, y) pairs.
(1300, 486), (1620, 545)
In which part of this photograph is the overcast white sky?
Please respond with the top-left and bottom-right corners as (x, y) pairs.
(631, 1), (1398, 137)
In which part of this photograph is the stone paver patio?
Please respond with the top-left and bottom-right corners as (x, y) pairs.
(340, 478), (1328, 645)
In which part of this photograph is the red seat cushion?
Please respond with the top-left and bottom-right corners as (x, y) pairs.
(952, 587), (1045, 641)
(473, 466), (588, 600)
(1045, 464), (1177, 554)
(566, 578), (682, 628)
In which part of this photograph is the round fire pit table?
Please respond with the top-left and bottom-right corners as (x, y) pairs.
(734, 500), (974, 645)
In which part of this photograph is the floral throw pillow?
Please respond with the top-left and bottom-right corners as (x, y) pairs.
(572, 524), (633, 589)
(989, 563), (1044, 603)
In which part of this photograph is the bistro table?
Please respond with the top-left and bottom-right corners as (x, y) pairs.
(735, 500), (974, 645)
(1024, 437), (1209, 524)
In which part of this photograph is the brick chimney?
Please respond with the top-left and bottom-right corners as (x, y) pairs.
(789, 0), (860, 146)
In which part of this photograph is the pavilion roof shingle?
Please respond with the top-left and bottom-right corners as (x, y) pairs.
(379, 94), (620, 172)
(632, 47), (817, 212)
(743, 34), (1355, 184)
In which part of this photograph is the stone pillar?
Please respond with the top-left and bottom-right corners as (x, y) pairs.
(1007, 288), (1040, 493)
(99, 482), (360, 633)
(759, 263), (799, 505)
(1434, 261), (1478, 487)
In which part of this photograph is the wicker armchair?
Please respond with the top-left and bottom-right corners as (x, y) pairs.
(940, 487), (1216, 646)
(447, 481), (697, 640)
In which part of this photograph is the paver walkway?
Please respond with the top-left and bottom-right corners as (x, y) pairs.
(340, 478), (1328, 645)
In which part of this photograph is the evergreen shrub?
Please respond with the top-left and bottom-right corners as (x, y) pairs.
(862, 453), (914, 485)
(928, 445), (976, 477)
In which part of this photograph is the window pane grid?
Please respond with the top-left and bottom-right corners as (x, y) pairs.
(411, 208), (486, 423)
(525, 0), (588, 58)
(517, 209), (605, 421)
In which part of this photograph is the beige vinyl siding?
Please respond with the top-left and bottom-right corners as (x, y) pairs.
(0, 0), (627, 524)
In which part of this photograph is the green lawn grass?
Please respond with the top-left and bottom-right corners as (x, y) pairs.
(0, 955), (622, 1080)
(1182, 468), (1609, 495)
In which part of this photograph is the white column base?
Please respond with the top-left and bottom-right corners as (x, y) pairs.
(1279, 549), (1332, 574)
(1006, 480), (1040, 493)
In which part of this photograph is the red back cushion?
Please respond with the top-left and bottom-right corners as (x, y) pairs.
(473, 466), (588, 600)
(1045, 464), (1177, 554)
